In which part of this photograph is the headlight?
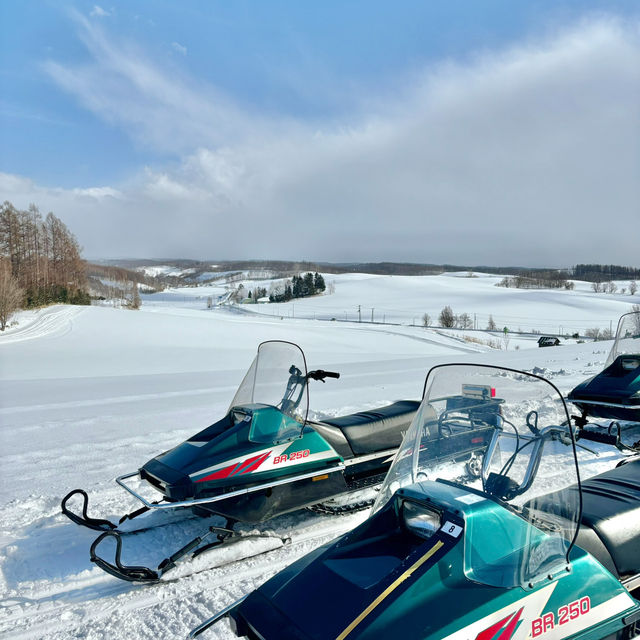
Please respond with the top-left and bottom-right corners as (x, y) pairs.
(402, 501), (441, 539)
(621, 357), (639, 371)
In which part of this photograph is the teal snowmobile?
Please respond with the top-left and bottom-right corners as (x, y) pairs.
(191, 363), (640, 640)
(61, 340), (426, 582)
(569, 311), (640, 448)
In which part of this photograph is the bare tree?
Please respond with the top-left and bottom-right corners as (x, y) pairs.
(130, 282), (141, 309)
(422, 313), (431, 327)
(630, 281), (637, 296)
(606, 281), (617, 294)
(486, 315), (497, 331)
(439, 305), (455, 328)
(585, 327), (601, 341)
(0, 261), (23, 330)
(458, 312), (473, 329)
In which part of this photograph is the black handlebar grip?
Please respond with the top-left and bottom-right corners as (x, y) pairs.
(578, 429), (618, 445)
(308, 369), (340, 381)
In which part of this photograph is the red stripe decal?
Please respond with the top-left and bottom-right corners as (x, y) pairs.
(196, 462), (237, 483)
(242, 451), (272, 474)
(232, 451), (270, 476)
(475, 608), (523, 640)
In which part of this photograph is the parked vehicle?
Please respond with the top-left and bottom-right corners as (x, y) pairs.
(61, 340), (420, 582)
(569, 311), (640, 428)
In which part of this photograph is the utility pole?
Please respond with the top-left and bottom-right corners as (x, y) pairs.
(371, 308), (374, 323)
(358, 305), (361, 323)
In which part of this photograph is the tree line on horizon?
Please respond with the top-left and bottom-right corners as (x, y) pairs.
(574, 264), (640, 282)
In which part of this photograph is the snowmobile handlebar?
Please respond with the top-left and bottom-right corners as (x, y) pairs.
(307, 369), (340, 382)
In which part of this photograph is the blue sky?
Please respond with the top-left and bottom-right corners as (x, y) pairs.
(1, 1), (639, 264)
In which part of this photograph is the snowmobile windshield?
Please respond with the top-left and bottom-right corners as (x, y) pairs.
(605, 311), (640, 367)
(374, 364), (581, 589)
(229, 341), (309, 441)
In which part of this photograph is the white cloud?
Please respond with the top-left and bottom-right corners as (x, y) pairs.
(20, 17), (640, 265)
(171, 42), (187, 56)
(90, 5), (109, 18)
(42, 11), (263, 154)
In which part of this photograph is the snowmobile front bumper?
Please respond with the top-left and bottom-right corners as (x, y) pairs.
(62, 463), (346, 533)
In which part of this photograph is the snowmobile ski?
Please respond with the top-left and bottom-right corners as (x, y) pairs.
(88, 523), (290, 583)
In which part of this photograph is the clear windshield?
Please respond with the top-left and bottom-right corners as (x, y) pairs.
(374, 364), (580, 589)
(230, 341), (309, 431)
(605, 311), (640, 366)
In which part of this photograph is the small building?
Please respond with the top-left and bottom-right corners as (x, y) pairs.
(538, 336), (560, 347)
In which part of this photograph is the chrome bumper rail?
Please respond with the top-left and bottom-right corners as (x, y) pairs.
(115, 462), (346, 511)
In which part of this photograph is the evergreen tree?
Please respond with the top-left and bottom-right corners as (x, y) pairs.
(303, 272), (314, 296)
(314, 272), (325, 292)
(292, 274), (302, 298)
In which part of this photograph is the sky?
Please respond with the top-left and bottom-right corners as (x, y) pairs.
(1, 1), (639, 266)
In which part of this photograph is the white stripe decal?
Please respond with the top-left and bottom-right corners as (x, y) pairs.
(189, 444), (336, 479)
(188, 444), (288, 478)
(542, 592), (636, 640)
(439, 583), (557, 640)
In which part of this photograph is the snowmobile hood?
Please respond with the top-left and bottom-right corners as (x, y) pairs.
(231, 480), (638, 640)
(568, 355), (640, 407)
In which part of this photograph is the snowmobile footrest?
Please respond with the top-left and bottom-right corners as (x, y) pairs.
(61, 489), (118, 531)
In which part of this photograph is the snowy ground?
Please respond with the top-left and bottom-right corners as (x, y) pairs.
(0, 273), (638, 639)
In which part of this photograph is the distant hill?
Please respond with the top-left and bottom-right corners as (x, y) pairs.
(92, 259), (639, 284)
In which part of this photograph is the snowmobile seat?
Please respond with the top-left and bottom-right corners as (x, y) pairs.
(319, 400), (420, 455)
(574, 458), (640, 578)
(531, 458), (640, 579)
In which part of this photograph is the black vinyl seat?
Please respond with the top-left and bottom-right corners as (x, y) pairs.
(575, 458), (640, 577)
(532, 458), (640, 578)
(320, 400), (420, 455)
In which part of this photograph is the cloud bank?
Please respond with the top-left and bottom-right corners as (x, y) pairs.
(4, 15), (639, 265)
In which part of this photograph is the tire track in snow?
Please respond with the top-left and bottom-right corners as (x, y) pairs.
(0, 306), (84, 345)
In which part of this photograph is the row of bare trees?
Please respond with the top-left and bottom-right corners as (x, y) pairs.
(0, 201), (89, 328)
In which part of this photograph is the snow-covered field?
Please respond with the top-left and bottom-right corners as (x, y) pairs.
(0, 273), (637, 639)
